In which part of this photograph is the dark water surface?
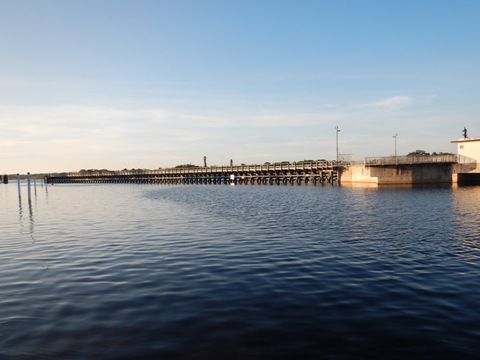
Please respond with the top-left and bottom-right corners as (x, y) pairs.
(1, 183), (479, 359)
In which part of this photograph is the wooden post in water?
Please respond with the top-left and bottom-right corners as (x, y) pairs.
(27, 173), (31, 202)
(17, 174), (21, 199)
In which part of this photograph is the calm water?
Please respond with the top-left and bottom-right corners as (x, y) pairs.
(1, 182), (479, 359)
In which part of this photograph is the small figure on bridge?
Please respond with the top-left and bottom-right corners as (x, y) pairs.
(204, 156), (207, 167)
(230, 159), (233, 167)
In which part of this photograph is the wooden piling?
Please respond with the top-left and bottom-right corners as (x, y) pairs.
(17, 174), (21, 199)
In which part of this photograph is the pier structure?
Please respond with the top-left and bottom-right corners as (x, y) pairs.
(46, 160), (338, 186)
(451, 136), (480, 184)
(339, 154), (477, 185)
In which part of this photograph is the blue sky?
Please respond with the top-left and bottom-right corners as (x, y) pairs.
(1, 0), (479, 173)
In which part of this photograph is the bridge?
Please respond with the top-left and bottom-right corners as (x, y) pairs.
(341, 154), (478, 185)
(46, 160), (338, 186)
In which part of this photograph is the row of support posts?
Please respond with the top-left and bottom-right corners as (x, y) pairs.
(15, 173), (43, 202)
(46, 171), (338, 185)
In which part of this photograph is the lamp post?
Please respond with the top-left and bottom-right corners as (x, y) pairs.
(393, 133), (398, 165)
(335, 126), (340, 166)
(393, 133), (398, 157)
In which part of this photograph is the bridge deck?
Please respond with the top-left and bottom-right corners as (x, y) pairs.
(46, 161), (339, 186)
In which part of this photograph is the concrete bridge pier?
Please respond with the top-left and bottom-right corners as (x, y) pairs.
(339, 162), (456, 186)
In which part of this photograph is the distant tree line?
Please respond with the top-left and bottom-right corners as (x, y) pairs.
(406, 150), (454, 157)
(174, 164), (200, 168)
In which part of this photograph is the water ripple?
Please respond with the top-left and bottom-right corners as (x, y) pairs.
(0, 184), (479, 359)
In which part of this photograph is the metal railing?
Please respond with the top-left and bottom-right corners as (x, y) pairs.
(48, 160), (337, 178)
(456, 155), (477, 164)
(365, 154), (464, 166)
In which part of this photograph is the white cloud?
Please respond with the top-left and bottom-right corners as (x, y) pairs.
(366, 95), (413, 109)
(0, 97), (458, 174)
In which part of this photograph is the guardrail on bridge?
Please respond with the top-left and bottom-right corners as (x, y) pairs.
(365, 154), (462, 166)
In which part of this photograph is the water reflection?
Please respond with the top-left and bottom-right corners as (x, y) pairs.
(15, 182), (36, 241)
(2, 183), (480, 359)
(451, 186), (480, 261)
(18, 193), (23, 225)
(27, 198), (34, 241)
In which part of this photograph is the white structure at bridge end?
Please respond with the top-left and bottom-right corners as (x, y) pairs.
(450, 136), (480, 162)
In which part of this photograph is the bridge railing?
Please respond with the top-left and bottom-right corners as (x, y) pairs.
(365, 154), (458, 166)
(136, 163), (326, 175)
(456, 155), (477, 164)
(52, 160), (337, 178)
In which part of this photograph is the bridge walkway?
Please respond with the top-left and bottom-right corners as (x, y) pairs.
(46, 161), (338, 186)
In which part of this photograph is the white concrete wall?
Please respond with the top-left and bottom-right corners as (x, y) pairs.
(340, 164), (454, 185)
(451, 138), (480, 175)
(453, 138), (480, 161)
(339, 165), (378, 185)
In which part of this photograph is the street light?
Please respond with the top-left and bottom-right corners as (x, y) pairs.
(393, 133), (398, 157)
(393, 133), (398, 165)
(335, 126), (340, 166)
